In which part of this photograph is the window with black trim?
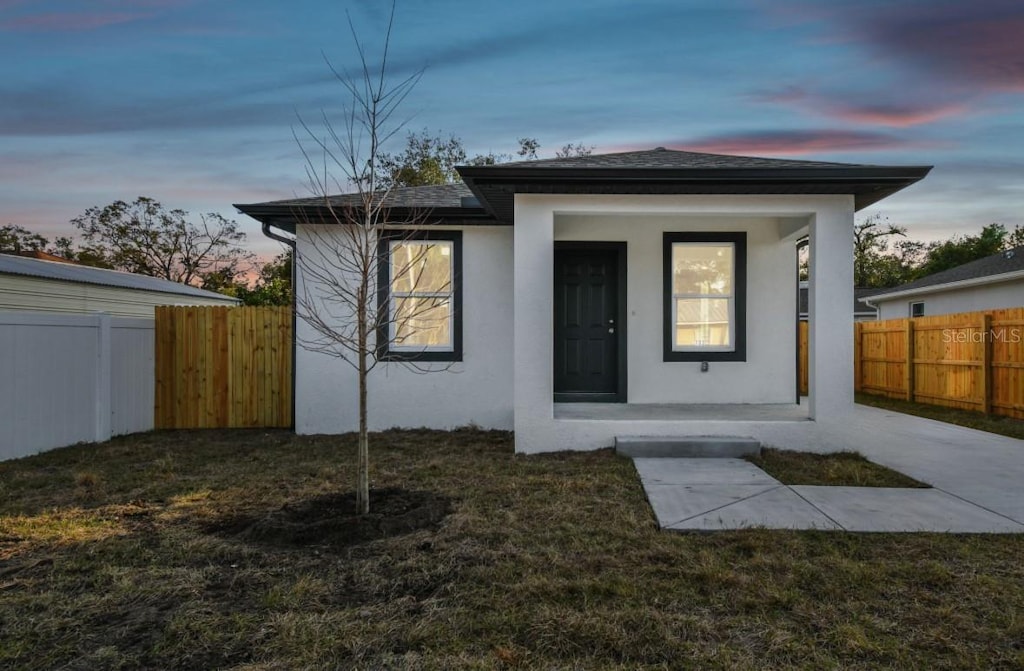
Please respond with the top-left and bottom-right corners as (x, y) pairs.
(910, 301), (924, 318)
(377, 230), (462, 361)
(663, 232), (746, 362)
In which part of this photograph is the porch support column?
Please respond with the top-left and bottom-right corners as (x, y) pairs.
(512, 196), (555, 451)
(808, 198), (855, 421)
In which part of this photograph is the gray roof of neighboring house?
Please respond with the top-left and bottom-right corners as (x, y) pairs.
(798, 284), (878, 316)
(868, 246), (1024, 300)
(0, 254), (239, 301)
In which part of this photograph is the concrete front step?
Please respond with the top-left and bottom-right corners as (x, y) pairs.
(615, 435), (761, 458)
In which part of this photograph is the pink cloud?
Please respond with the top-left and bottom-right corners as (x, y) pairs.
(753, 86), (971, 128)
(0, 12), (147, 31)
(820, 103), (968, 128)
(756, 88), (971, 128)
(885, 16), (1024, 93)
(674, 130), (944, 156)
(770, 0), (1024, 94)
(0, 1), (193, 32)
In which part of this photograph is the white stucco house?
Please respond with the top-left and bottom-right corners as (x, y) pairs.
(865, 245), (1024, 320)
(237, 148), (930, 453)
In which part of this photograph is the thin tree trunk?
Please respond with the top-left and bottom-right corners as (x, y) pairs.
(357, 316), (370, 515)
(356, 352), (368, 514)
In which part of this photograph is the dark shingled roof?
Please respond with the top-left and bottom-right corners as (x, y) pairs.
(491, 148), (877, 170)
(458, 147), (931, 222)
(236, 147), (931, 231)
(869, 246), (1024, 299)
(798, 284), (878, 317)
(235, 183), (489, 234)
(251, 183), (475, 210)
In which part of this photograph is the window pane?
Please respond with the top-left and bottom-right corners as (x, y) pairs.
(672, 244), (733, 295)
(393, 296), (451, 348)
(391, 241), (452, 293)
(675, 298), (731, 348)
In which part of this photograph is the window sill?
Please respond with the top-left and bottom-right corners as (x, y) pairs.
(663, 350), (746, 362)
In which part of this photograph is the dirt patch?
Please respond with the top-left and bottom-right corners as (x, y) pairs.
(208, 488), (452, 550)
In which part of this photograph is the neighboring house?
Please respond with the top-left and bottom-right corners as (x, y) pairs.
(866, 246), (1024, 320)
(0, 254), (239, 317)
(237, 148), (929, 453)
(798, 282), (877, 321)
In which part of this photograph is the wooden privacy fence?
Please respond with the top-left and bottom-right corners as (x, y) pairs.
(155, 306), (292, 428)
(854, 307), (1024, 419)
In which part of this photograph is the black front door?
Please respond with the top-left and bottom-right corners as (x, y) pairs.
(554, 246), (623, 402)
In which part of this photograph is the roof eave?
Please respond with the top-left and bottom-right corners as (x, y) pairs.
(456, 164), (933, 182)
(458, 165), (932, 215)
(235, 203), (497, 235)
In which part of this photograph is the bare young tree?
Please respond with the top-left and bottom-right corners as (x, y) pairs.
(293, 4), (454, 515)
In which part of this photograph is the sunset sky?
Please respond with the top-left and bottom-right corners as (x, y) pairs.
(2, 0), (1022, 258)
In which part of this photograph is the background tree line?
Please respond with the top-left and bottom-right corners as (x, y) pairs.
(850, 215), (1024, 289)
(0, 197), (292, 306)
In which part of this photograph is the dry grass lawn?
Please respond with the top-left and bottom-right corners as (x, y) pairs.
(747, 448), (929, 488)
(1, 428), (1023, 670)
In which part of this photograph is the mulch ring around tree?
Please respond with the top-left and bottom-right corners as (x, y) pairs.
(207, 488), (452, 550)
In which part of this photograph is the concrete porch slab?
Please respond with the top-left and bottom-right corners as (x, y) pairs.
(616, 435), (761, 458)
(634, 458), (779, 486)
(554, 402), (810, 422)
(668, 486), (842, 531)
(792, 486), (1024, 533)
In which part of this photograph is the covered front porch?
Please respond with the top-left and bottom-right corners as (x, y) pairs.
(512, 192), (854, 453)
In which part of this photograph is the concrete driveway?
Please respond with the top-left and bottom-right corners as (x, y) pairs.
(805, 404), (1024, 525)
(636, 404), (1024, 532)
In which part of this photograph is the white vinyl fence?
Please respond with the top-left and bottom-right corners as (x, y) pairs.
(0, 312), (154, 460)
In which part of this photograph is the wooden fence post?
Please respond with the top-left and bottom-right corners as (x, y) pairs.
(905, 319), (915, 402)
(981, 313), (992, 414)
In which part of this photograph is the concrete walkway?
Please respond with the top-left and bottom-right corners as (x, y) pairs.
(636, 405), (1024, 533)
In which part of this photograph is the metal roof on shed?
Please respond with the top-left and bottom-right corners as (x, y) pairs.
(0, 254), (239, 301)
